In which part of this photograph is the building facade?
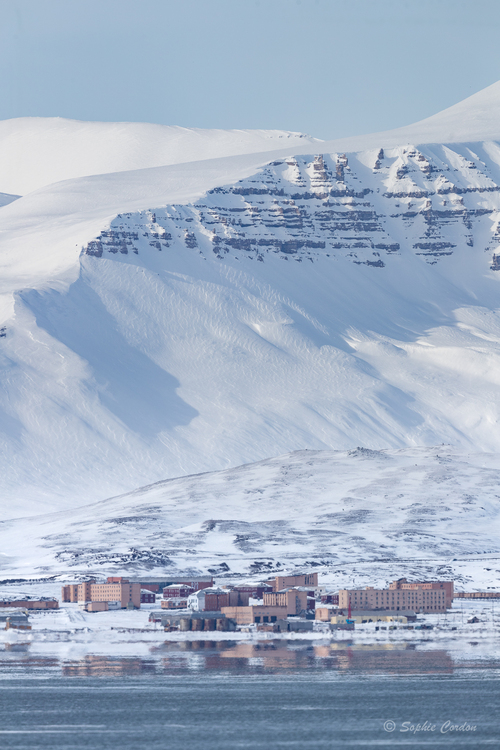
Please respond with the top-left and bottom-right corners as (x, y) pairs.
(221, 605), (286, 625)
(315, 606), (336, 622)
(338, 579), (451, 613)
(321, 593), (339, 605)
(61, 584), (81, 602)
(454, 591), (500, 599)
(188, 589), (249, 612)
(0, 599), (58, 610)
(331, 611), (415, 624)
(390, 578), (454, 608)
(232, 584), (273, 599)
(85, 601), (109, 612)
(62, 578), (140, 608)
(161, 597), (189, 609)
(271, 573), (318, 591)
(221, 587), (311, 624)
(162, 585), (194, 599)
(263, 589), (309, 615)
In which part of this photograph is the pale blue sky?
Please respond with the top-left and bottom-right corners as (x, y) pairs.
(1, 0), (499, 139)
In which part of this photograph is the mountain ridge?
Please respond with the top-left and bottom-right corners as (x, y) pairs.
(4, 79), (500, 197)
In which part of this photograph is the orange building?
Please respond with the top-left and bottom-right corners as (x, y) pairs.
(315, 606), (335, 621)
(263, 589), (309, 615)
(221, 605), (286, 625)
(339, 579), (451, 613)
(62, 578), (140, 609)
(61, 584), (82, 602)
(390, 578), (454, 609)
(85, 601), (108, 612)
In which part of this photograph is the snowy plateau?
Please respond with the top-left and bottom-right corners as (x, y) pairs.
(1, 82), (500, 585)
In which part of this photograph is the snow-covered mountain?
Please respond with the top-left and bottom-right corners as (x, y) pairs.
(5, 80), (500, 197)
(1, 447), (499, 591)
(0, 118), (320, 196)
(2, 83), (500, 517)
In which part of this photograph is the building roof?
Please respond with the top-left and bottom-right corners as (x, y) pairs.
(130, 577), (213, 584)
(188, 587), (225, 597)
(0, 610), (29, 621)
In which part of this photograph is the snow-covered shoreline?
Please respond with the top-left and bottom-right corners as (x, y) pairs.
(0, 599), (498, 666)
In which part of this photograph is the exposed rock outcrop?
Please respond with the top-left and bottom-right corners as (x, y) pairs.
(82, 144), (500, 271)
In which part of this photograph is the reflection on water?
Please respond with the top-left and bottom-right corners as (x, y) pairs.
(0, 640), (469, 677)
(159, 640), (456, 676)
(63, 657), (158, 677)
(0, 642), (499, 749)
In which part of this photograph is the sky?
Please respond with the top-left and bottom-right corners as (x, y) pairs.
(1, 0), (500, 140)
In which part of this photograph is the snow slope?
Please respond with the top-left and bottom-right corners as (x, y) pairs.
(0, 118), (320, 195)
(4, 80), (500, 196)
(1, 447), (499, 592)
(3, 82), (500, 514)
(319, 80), (500, 154)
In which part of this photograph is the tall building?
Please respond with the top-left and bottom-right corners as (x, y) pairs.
(263, 589), (310, 615)
(62, 578), (141, 609)
(338, 579), (452, 613)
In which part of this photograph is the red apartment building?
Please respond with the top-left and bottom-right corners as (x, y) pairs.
(162, 585), (194, 599)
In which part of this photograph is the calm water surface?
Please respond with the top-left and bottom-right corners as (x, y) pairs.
(0, 641), (498, 749)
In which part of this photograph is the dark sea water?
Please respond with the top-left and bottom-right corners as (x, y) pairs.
(0, 641), (498, 748)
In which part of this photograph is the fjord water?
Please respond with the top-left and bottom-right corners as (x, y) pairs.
(0, 642), (498, 749)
